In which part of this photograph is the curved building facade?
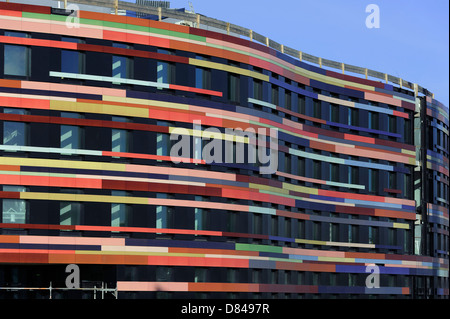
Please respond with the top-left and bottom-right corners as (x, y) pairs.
(0, 2), (448, 299)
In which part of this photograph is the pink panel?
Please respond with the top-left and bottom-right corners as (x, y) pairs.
(0, 18), (23, 32)
(117, 281), (188, 292)
(365, 92), (402, 107)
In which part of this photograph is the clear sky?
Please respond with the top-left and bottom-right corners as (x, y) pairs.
(125, 0), (449, 106)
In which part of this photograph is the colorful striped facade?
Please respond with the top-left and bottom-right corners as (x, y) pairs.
(0, 2), (448, 299)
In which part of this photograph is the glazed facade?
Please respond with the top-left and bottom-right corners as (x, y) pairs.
(0, 2), (448, 299)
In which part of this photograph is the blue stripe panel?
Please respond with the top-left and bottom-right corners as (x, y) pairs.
(0, 243), (101, 251)
(318, 286), (365, 294)
(248, 259), (277, 269)
(335, 265), (367, 273)
(295, 199), (335, 212)
(259, 251), (290, 259)
(267, 235), (295, 243)
(364, 287), (406, 294)
(309, 79), (365, 99)
(20, 166), (169, 180)
(124, 238), (235, 250)
(325, 121), (401, 138)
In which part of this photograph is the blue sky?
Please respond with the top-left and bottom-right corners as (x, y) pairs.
(125, 0), (449, 106)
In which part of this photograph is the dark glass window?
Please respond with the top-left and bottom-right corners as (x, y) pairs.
(330, 163), (339, 182)
(2, 186), (27, 224)
(298, 95), (305, 114)
(348, 107), (358, 126)
(195, 56), (211, 90)
(330, 104), (339, 122)
(61, 37), (85, 74)
(313, 160), (321, 179)
(60, 112), (82, 149)
(368, 162), (378, 193)
(60, 201), (81, 226)
(111, 190), (130, 227)
(112, 43), (133, 82)
(388, 115), (396, 133)
(253, 79), (262, 100)
(298, 157), (305, 176)
(157, 48), (175, 85)
(228, 73), (240, 102)
(285, 91), (291, 110)
(3, 121), (26, 146)
(313, 99), (321, 118)
(4, 31), (30, 77)
(388, 171), (396, 190)
(271, 85), (279, 105)
(253, 213), (262, 234)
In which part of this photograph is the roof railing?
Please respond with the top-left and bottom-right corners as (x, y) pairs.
(5, 0), (434, 99)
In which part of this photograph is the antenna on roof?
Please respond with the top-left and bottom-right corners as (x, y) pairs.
(188, 1), (195, 14)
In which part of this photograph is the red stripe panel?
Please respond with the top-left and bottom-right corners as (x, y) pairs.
(0, 9), (22, 17)
(169, 84), (223, 97)
(0, 113), (170, 133)
(1, 174), (102, 189)
(0, 3), (51, 14)
(102, 179), (222, 197)
(0, 191), (20, 199)
(146, 255), (249, 268)
(327, 69), (385, 89)
(393, 110), (409, 119)
(0, 96), (50, 110)
(0, 36), (77, 49)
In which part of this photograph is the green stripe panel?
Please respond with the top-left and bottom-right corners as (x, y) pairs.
(235, 243), (283, 254)
(21, 12), (206, 42)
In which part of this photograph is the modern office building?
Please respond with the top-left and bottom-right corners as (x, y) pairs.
(0, 1), (448, 299)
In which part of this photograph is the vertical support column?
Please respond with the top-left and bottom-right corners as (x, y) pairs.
(299, 51), (302, 61)
(64, 0), (67, 9)
(384, 73), (388, 84)
(196, 14), (200, 27)
(114, 0), (118, 15)
(419, 93), (429, 299)
(365, 68), (368, 79)
(249, 29), (253, 41)
(265, 37), (269, 47)
(280, 44), (284, 54)
(341, 63), (345, 74)
(227, 22), (230, 35)
(318, 57), (322, 68)
(399, 78), (403, 89)
(158, 7), (162, 21)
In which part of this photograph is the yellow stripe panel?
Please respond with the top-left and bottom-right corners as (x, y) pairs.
(318, 256), (356, 263)
(103, 95), (190, 110)
(189, 58), (269, 82)
(295, 239), (325, 245)
(282, 183), (319, 195)
(49, 100), (149, 118)
(21, 192), (148, 205)
(0, 157), (126, 172)
(318, 94), (354, 107)
(393, 222), (410, 230)
(169, 127), (250, 143)
(294, 66), (375, 91)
